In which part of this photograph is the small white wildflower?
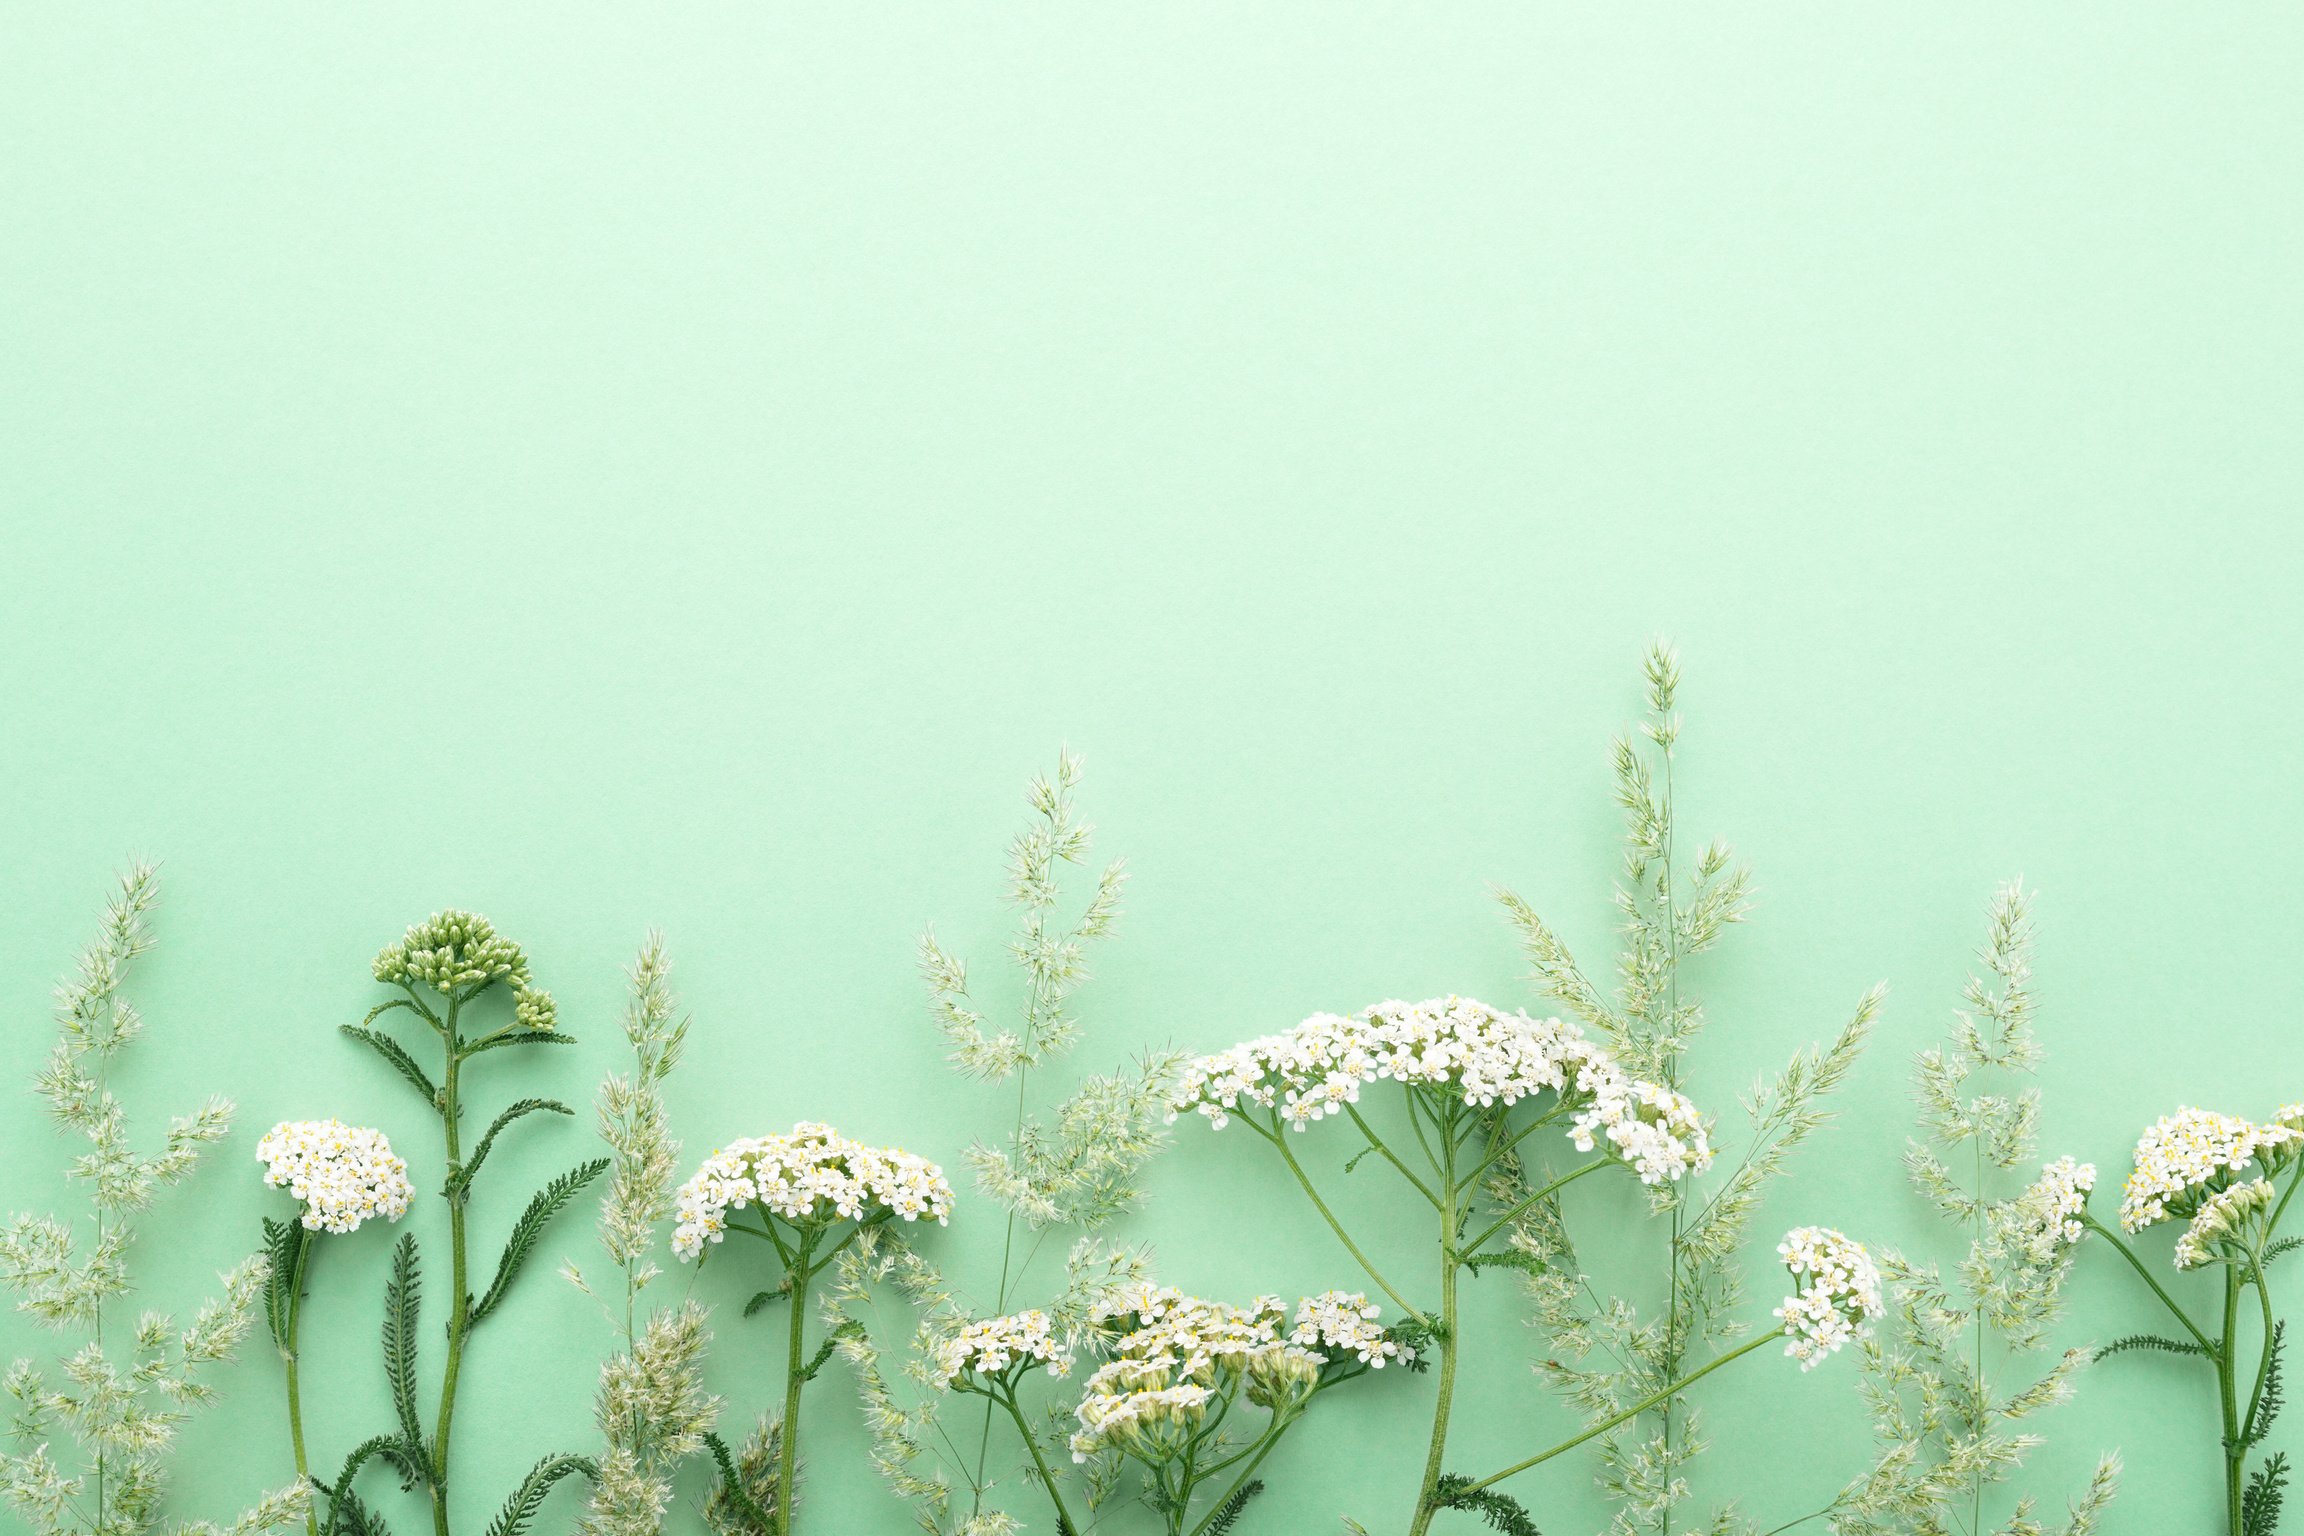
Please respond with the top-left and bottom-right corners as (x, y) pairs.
(671, 1122), (954, 1262)
(934, 1309), (1074, 1388)
(2020, 1155), (2097, 1247)
(255, 1120), (415, 1235)
(1774, 1226), (1883, 1371)
(1288, 1290), (1409, 1368)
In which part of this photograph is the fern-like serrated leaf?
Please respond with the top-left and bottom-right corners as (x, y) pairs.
(444, 1098), (572, 1199)
(263, 1217), (309, 1352)
(468, 1158), (609, 1326)
(381, 1234), (427, 1462)
(797, 1320), (865, 1383)
(2266, 1236), (2303, 1269)
(2246, 1323), (2287, 1450)
(704, 1426), (780, 1535)
(481, 1452), (593, 1536)
(460, 1029), (581, 1059)
(742, 1284), (791, 1319)
(341, 1025), (440, 1106)
(2097, 1332), (2209, 1361)
(2244, 1451), (2290, 1536)
(1435, 1474), (1544, 1535)
(1203, 1478), (1265, 1535)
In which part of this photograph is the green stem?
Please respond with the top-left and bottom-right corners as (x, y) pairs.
(432, 993), (467, 1536)
(1264, 1121), (1424, 1323)
(1457, 1158), (1611, 1259)
(2243, 1248), (2278, 1450)
(284, 1231), (318, 1536)
(1345, 1103), (1441, 1207)
(779, 1237), (816, 1536)
(2081, 1214), (2218, 1355)
(1453, 1332), (1774, 1499)
(1404, 1125), (1463, 1536)
(1183, 1419), (1289, 1536)
(995, 1386), (1079, 1535)
(1457, 1103), (1569, 1192)
(2223, 1267), (2243, 1536)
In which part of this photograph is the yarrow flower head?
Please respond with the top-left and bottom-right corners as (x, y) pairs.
(373, 909), (530, 991)
(1170, 997), (1712, 1182)
(1774, 1226), (1883, 1371)
(671, 1122), (954, 1261)
(2174, 1178), (2278, 1271)
(1068, 1283), (1403, 1461)
(256, 1119), (415, 1234)
(2016, 1156), (2097, 1248)
(2117, 1107), (2302, 1234)
(934, 1309), (1074, 1388)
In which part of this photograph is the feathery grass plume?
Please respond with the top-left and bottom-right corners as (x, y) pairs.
(1820, 882), (2118, 1535)
(332, 911), (606, 1536)
(833, 750), (1181, 1534)
(567, 935), (720, 1536)
(0, 865), (308, 1536)
(1491, 641), (1879, 1536)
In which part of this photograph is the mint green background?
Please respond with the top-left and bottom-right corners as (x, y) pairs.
(4, 8), (2300, 1533)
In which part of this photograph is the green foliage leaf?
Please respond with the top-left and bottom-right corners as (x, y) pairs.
(703, 1425), (781, 1535)
(381, 1235), (428, 1466)
(796, 1319), (866, 1383)
(444, 1098), (573, 1200)
(340, 1024), (441, 1107)
(2266, 1236), (2303, 1269)
(468, 1158), (609, 1327)
(1435, 1474), (1544, 1535)
(2098, 1332), (2210, 1361)
(460, 1029), (581, 1059)
(741, 1286), (789, 1319)
(1203, 1478), (1265, 1535)
(2245, 1323), (2287, 1451)
(2245, 1451), (2290, 1536)
(262, 1217), (309, 1353)
(481, 1453), (594, 1536)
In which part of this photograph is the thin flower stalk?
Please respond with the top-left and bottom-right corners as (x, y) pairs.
(334, 910), (607, 1536)
(674, 1124), (955, 1534)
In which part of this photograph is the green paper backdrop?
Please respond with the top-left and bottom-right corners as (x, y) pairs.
(4, 7), (2300, 1533)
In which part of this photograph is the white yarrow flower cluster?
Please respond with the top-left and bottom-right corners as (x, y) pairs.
(1170, 997), (1712, 1181)
(1567, 1071), (1715, 1185)
(2118, 1107), (2302, 1234)
(2174, 1178), (2278, 1271)
(256, 1119), (415, 1234)
(2020, 1156), (2097, 1247)
(671, 1122), (954, 1261)
(1288, 1290), (1410, 1368)
(934, 1309), (1074, 1388)
(1069, 1283), (1398, 1461)
(1774, 1226), (1883, 1371)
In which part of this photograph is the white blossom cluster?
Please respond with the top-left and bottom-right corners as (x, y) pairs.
(2117, 1107), (2302, 1234)
(933, 1309), (1074, 1388)
(1067, 1284), (1399, 1461)
(1773, 1226), (1883, 1371)
(2174, 1177), (2277, 1271)
(255, 1119), (415, 1234)
(2019, 1155), (2097, 1247)
(1568, 1072), (1715, 1185)
(1288, 1290), (1410, 1368)
(1169, 997), (1712, 1181)
(671, 1122), (954, 1261)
